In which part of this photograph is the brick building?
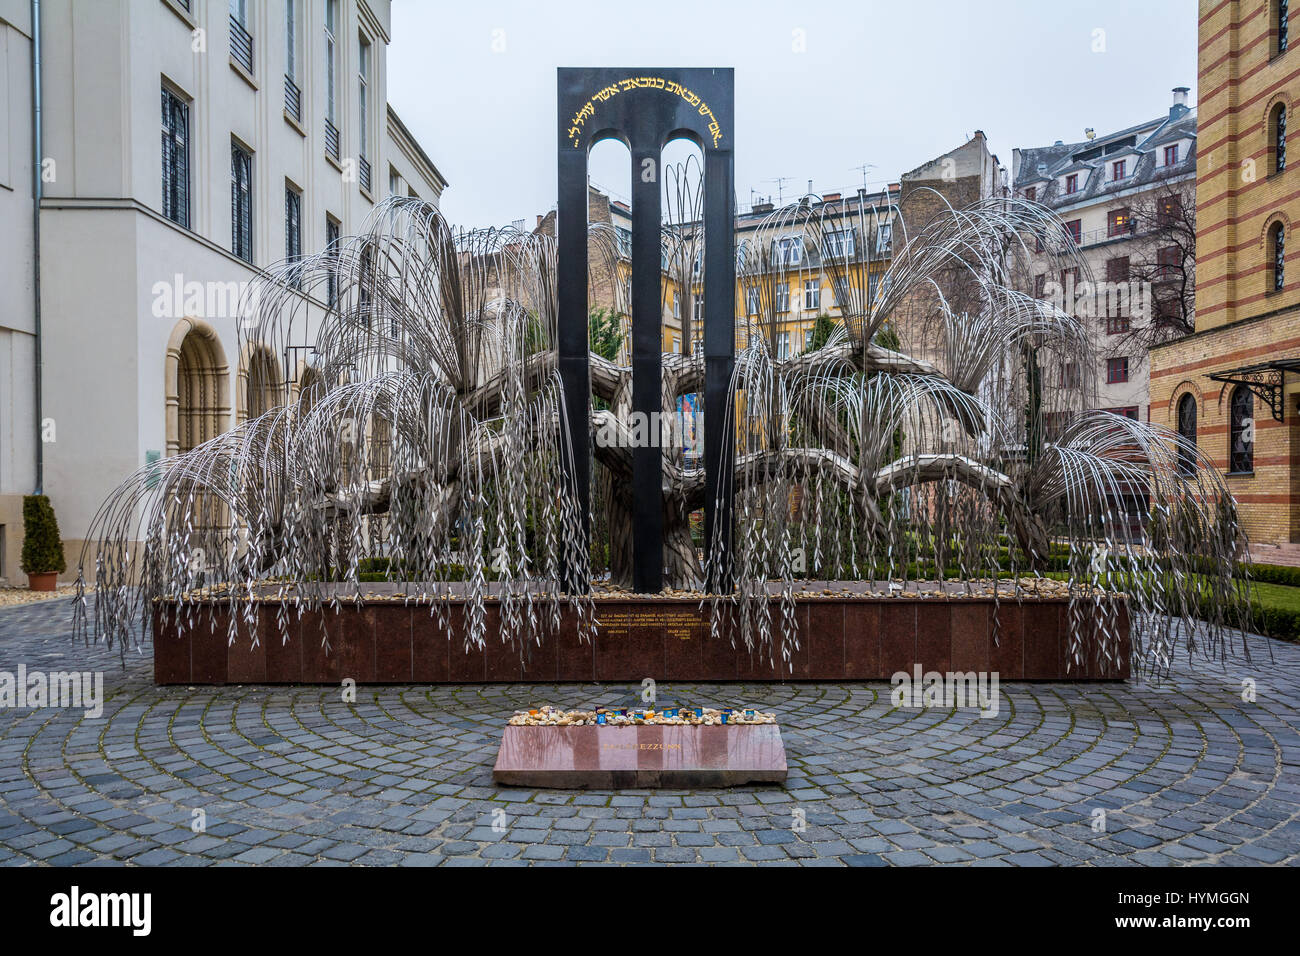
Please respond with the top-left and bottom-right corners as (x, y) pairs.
(1150, 0), (1297, 550)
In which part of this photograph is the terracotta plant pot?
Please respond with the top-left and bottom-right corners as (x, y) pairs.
(26, 572), (58, 592)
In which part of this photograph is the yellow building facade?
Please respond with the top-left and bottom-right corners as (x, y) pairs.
(1150, 0), (1298, 548)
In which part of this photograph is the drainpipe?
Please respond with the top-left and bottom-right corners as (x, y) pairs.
(30, 0), (42, 495)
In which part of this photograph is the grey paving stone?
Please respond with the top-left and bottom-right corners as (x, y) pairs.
(2, 601), (1297, 867)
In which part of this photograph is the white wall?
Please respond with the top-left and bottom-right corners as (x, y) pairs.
(24, 0), (445, 576)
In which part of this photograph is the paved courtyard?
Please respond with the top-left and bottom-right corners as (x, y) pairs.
(1, 598), (1298, 866)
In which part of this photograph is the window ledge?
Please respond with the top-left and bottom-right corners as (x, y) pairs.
(160, 0), (196, 29)
(230, 58), (258, 91)
(284, 111), (306, 137)
(1225, 470), (1255, 478)
(325, 153), (343, 173)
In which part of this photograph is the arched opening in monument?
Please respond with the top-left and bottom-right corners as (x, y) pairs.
(662, 138), (707, 579)
(585, 135), (635, 583)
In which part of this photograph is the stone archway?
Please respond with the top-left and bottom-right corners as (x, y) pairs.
(166, 318), (231, 457)
(236, 343), (284, 423)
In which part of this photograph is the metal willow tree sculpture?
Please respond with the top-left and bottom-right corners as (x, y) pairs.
(76, 192), (1250, 677)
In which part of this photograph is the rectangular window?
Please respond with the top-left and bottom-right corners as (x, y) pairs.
(285, 1), (297, 78)
(1108, 208), (1132, 237)
(1279, 0), (1290, 55)
(745, 287), (760, 315)
(875, 222), (891, 254)
(1158, 194), (1183, 226)
(1163, 144), (1179, 166)
(1112, 159), (1127, 181)
(229, 0), (253, 75)
(231, 142), (253, 263)
(326, 215), (340, 306)
(1061, 362), (1079, 388)
(776, 332), (790, 360)
(775, 282), (789, 312)
(613, 225), (632, 258)
(823, 228), (855, 259)
(1060, 266), (1080, 290)
(161, 87), (190, 228)
(285, 184), (302, 263)
(1110, 405), (1139, 420)
(1065, 173), (1079, 194)
(803, 279), (820, 311)
(1106, 357), (1129, 384)
(1106, 314), (1130, 335)
(693, 294), (704, 323)
(1158, 245), (1181, 281)
(358, 34), (371, 190)
(673, 292), (681, 319)
(773, 236), (802, 267)
(284, 0), (301, 121)
(1065, 219), (1082, 243)
(324, 0), (340, 158)
(1106, 257), (1130, 283)
(804, 328), (814, 352)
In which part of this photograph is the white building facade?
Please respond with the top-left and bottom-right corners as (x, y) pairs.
(0, 0), (446, 581)
(1012, 88), (1197, 425)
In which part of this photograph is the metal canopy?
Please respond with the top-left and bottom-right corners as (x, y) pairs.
(1207, 359), (1300, 422)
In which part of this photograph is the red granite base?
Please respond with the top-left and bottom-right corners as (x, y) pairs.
(493, 724), (788, 788)
(152, 591), (1130, 684)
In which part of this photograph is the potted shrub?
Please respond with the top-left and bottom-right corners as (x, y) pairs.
(20, 495), (66, 592)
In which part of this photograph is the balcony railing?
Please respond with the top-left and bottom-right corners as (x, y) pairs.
(229, 15), (253, 74)
(284, 76), (301, 122)
(359, 155), (372, 193)
(1079, 221), (1138, 247)
(324, 119), (340, 161)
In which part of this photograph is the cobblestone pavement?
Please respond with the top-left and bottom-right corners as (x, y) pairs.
(1, 599), (1298, 866)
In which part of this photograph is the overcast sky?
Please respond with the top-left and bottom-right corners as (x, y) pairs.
(387, 0), (1198, 229)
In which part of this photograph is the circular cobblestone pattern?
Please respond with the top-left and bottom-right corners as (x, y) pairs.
(1, 600), (1298, 866)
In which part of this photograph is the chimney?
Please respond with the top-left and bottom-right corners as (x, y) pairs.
(1170, 86), (1190, 120)
(536, 214), (542, 228)
(823, 192), (841, 202)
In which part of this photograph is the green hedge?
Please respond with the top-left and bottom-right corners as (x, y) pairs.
(1240, 562), (1300, 588)
(20, 495), (65, 575)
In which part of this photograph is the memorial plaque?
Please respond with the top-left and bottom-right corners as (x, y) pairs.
(493, 724), (788, 788)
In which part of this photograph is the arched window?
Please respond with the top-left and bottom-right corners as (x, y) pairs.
(1229, 386), (1254, 474)
(1272, 102), (1287, 174)
(1176, 393), (1197, 476)
(237, 344), (283, 423)
(1271, 221), (1287, 292)
(1277, 0), (1290, 56)
(166, 319), (230, 457)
